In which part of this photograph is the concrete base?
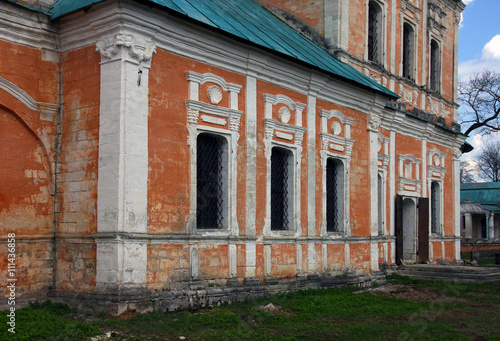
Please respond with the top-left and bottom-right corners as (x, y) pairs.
(397, 264), (500, 283)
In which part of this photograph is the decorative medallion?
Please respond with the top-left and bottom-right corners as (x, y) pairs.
(278, 106), (291, 124)
(207, 85), (223, 105)
(331, 121), (342, 136)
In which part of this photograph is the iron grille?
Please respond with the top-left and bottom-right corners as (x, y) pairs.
(271, 148), (290, 230)
(368, 2), (379, 64)
(403, 24), (412, 80)
(326, 158), (340, 232)
(378, 174), (384, 235)
(430, 41), (439, 91)
(431, 182), (438, 233)
(196, 133), (224, 229)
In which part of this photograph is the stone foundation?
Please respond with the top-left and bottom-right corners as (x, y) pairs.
(48, 273), (385, 315)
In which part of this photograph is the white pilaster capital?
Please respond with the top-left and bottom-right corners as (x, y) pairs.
(96, 33), (156, 67)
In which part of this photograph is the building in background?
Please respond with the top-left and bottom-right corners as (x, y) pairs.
(461, 182), (500, 252)
(0, 0), (466, 313)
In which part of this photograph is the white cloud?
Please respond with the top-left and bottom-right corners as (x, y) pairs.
(482, 34), (500, 59)
(459, 0), (475, 28)
(458, 34), (500, 79)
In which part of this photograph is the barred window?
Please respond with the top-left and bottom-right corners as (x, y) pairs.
(271, 147), (293, 231)
(368, 0), (382, 65)
(402, 23), (414, 80)
(196, 133), (226, 229)
(430, 40), (440, 92)
(431, 181), (441, 234)
(378, 172), (384, 235)
(326, 158), (344, 232)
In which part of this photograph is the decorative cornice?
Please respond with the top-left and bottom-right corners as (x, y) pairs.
(186, 71), (242, 93)
(96, 33), (156, 67)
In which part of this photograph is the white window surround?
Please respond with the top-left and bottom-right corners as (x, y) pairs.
(263, 94), (306, 237)
(430, 180), (443, 235)
(397, 154), (422, 197)
(319, 109), (354, 237)
(365, 0), (387, 67)
(401, 21), (417, 81)
(428, 38), (442, 93)
(427, 148), (446, 235)
(185, 71), (243, 236)
(377, 134), (390, 236)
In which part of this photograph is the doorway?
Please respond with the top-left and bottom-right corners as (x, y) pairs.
(396, 195), (429, 264)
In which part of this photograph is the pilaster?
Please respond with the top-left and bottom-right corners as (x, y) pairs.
(95, 32), (156, 289)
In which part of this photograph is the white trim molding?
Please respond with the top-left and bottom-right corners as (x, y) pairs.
(185, 72), (243, 236)
(0, 76), (59, 122)
(318, 109), (354, 237)
(397, 154), (422, 197)
(262, 94), (306, 237)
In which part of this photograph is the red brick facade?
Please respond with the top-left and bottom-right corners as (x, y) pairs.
(0, 0), (466, 313)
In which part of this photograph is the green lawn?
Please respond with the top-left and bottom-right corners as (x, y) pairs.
(1, 275), (499, 340)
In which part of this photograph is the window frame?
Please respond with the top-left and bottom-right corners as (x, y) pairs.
(430, 180), (442, 235)
(185, 71), (243, 236)
(402, 22), (415, 81)
(270, 146), (295, 231)
(319, 109), (354, 237)
(429, 38), (441, 93)
(366, 0), (385, 67)
(195, 132), (229, 230)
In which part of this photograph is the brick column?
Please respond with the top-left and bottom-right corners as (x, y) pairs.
(95, 33), (155, 290)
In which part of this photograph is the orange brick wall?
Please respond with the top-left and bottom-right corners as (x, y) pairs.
(55, 45), (101, 292)
(0, 40), (58, 300)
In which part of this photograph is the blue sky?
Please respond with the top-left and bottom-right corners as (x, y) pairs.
(458, 0), (500, 78)
(458, 0), (500, 171)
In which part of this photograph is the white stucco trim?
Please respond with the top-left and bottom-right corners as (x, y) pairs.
(0, 76), (59, 122)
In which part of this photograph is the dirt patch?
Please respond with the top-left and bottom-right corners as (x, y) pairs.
(363, 284), (454, 302)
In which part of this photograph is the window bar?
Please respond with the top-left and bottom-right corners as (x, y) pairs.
(326, 159), (339, 232)
(271, 148), (290, 230)
(196, 134), (224, 229)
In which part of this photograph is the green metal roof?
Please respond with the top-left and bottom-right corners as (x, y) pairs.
(461, 182), (500, 212)
(49, 0), (398, 98)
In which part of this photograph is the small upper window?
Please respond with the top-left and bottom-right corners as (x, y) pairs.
(402, 23), (414, 80)
(368, 0), (383, 65)
(430, 40), (440, 92)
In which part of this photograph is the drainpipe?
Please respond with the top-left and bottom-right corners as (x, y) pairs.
(52, 49), (63, 292)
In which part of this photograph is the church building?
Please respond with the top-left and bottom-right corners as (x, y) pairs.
(0, 0), (466, 313)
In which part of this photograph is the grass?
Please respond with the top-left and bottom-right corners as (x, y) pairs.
(1, 277), (499, 340)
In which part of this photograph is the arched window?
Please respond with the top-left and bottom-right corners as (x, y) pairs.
(430, 39), (440, 92)
(368, 0), (383, 65)
(402, 23), (414, 80)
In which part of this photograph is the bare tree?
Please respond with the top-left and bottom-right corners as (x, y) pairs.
(458, 70), (500, 136)
(475, 141), (500, 182)
(460, 160), (476, 183)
